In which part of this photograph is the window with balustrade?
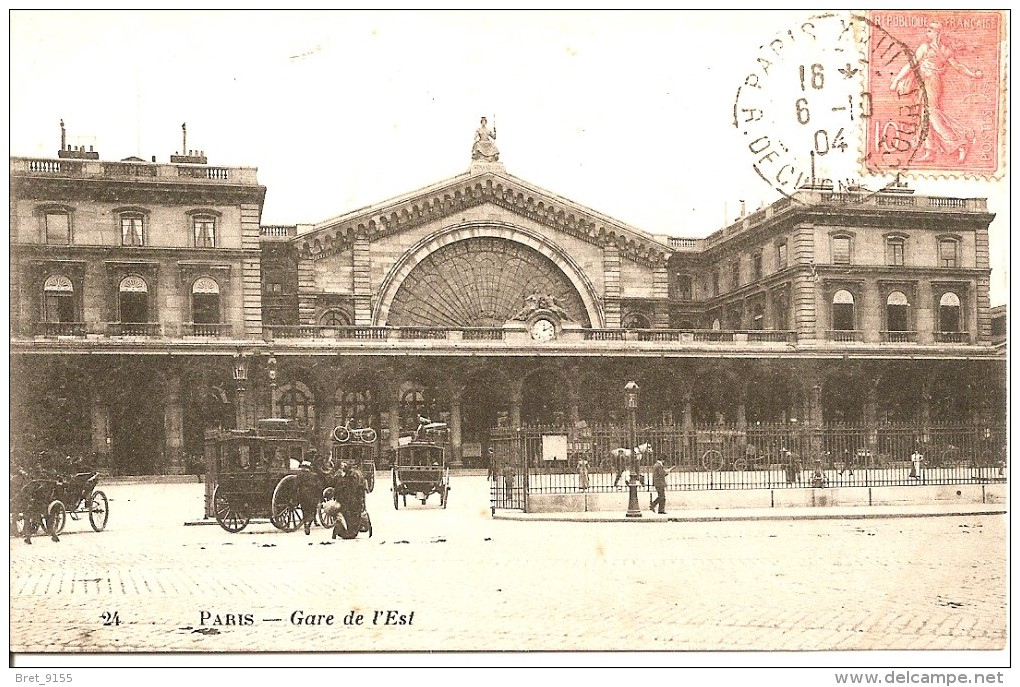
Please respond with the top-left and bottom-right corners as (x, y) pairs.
(622, 312), (650, 329)
(191, 277), (221, 325)
(832, 289), (856, 331)
(886, 291), (910, 332)
(43, 274), (76, 322)
(939, 291), (962, 332)
(118, 275), (149, 323)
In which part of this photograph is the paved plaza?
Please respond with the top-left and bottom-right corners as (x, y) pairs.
(9, 475), (1008, 657)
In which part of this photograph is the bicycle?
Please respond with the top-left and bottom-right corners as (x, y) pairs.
(331, 418), (377, 444)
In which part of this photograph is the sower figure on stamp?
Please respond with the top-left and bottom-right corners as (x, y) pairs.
(649, 458), (672, 514)
(891, 20), (984, 163)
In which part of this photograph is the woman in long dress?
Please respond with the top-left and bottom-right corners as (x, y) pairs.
(890, 21), (984, 162)
(577, 456), (590, 491)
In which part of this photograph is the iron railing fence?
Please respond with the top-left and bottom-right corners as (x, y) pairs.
(489, 422), (1006, 507)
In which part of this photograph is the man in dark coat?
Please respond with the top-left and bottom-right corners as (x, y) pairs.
(332, 462), (367, 540)
(649, 459), (672, 515)
(293, 460), (325, 536)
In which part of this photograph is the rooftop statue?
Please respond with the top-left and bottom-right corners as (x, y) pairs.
(471, 116), (499, 162)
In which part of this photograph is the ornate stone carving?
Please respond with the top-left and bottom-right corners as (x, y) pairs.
(471, 117), (499, 162)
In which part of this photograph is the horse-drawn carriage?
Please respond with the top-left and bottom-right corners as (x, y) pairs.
(9, 456), (109, 541)
(390, 417), (451, 509)
(205, 419), (333, 533)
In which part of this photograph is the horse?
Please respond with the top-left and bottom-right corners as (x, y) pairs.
(609, 444), (653, 486)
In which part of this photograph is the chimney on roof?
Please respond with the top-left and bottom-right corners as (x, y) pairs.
(740, 200), (746, 218)
(182, 122), (187, 157)
(60, 119), (66, 151)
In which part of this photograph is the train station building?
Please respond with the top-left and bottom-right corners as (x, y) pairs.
(10, 125), (1006, 474)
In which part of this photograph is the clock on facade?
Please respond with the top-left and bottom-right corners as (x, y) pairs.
(530, 318), (556, 342)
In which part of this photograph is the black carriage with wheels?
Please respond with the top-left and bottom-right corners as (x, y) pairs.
(50, 470), (109, 534)
(390, 442), (450, 509)
(204, 419), (331, 533)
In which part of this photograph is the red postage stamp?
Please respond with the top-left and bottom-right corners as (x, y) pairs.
(864, 10), (1005, 176)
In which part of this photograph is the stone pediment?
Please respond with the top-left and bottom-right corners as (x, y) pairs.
(292, 167), (671, 268)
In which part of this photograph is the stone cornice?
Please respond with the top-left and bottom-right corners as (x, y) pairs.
(292, 170), (671, 268)
(11, 175), (267, 208)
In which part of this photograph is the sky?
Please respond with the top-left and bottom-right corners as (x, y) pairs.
(9, 10), (1009, 304)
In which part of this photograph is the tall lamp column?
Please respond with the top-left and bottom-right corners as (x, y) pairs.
(624, 381), (642, 518)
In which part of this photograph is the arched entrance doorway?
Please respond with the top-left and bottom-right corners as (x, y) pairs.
(460, 368), (513, 467)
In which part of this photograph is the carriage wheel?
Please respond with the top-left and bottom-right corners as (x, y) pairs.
(701, 449), (724, 471)
(732, 458), (749, 472)
(44, 500), (66, 538)
(317, 500), (338, 529)
(360, 428), (378, 443)
(441, 484), (449, 508)
(88, 490), (110, 532)
(392, 489), (399, 510)
(271, 475), (304, 532)
(365, 471), (376, 494)
(332, 426), (351, 443)
(212, 485), (250, 533)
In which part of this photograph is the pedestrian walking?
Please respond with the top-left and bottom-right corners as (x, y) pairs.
(649, 458), (672, 514)
(783, 449), (801, 485)
(838, 449), (855, 476)
(577, 455), (590, 491)
(910, 447), (924, 481)
(486, 447), (495, 481)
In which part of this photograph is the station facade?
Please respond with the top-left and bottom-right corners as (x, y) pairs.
(10, 130), (1005, 474)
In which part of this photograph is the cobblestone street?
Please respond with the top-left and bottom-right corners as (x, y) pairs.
(9, 476), (1007, 659)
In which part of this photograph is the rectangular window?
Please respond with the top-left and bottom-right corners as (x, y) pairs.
(939, 240), (958, 268)
(194, 218), (216, 248)
(832, 237), (851, 264)
(267, 282), (282, 294)
(752, 253), (763, 280)
(121, 217), (144, 246)
(731, 261), (740, 290)
(712, 271), (720, 297)
(45, 213), (70, 245)
(887, 241), (904, 266)
(777, 242), (788, 269)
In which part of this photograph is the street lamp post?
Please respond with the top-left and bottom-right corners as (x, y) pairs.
(232, 350), (249, 429)
(267, 354), (278, 418)
(624, 381), (642, 518)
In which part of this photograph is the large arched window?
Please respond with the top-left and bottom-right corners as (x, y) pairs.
(886, 291), (910, 332)
(832, 289), (856, 331)
(191, 277), (221, 324)
(43, 274), (75, 322)
(119, 275), (149, 323)
(939, 292), (962, 332)
(333, 388), (375, 429)
(278, 384), (316, 426)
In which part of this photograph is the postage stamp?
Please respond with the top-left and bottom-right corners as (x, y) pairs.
(862, 10), (1006, 177)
